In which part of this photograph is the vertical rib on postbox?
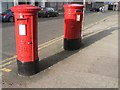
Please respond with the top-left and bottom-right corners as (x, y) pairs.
(64, 4), (84, 50)
(11, 4), (41, 76)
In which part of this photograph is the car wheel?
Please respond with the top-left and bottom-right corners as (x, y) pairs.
(38, 15), (40, 17)
(9, 17), (14, 22)
(46, 14), (50, 18)
(56, 13), (59, 17)
(54, 14), (57, 17)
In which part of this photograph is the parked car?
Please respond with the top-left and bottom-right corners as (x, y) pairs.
(99, 6), (105, 12)
(90, 8), (99, 12)
(38, 7), (59, 18)
(0, 9), (14, 22)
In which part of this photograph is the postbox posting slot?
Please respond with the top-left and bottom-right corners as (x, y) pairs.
(17, 18), (28, 22)
(76, 10), (81, 12)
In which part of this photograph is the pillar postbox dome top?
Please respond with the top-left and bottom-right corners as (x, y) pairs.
(64, 4), (84, 9)
(11, 4), (41, 13)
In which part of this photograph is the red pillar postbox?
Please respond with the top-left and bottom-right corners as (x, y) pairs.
(11, 5), (40, 76)
(64, 4), (84, 50)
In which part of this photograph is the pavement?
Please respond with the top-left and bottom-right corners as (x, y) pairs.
(2, 13), (118, 88)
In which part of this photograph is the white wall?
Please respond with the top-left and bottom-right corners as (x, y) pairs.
(37, 0), (46, 8)
(1, 2), (14, 12)
(104, 4), (108, 11)
(41, 0), (46, 7)
(13, 0), (18, 6)
(30, 0), (35, 5)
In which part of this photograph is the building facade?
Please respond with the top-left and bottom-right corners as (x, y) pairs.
(118, 2), (120, 11)
(0, 0), (69, 13)
(0, 0), (119, 13)
(108, 2), (119, 11)
(0, 2), (14, 13)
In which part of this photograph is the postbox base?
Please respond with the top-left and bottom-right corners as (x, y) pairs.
(17, 59), (39, 76)
(64, 38), (82, 51)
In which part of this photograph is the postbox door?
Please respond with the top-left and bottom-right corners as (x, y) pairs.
(75, 10), (83, 38)
(15, 15), (34, 62)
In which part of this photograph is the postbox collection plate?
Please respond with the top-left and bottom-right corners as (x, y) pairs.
(19, 24), (26, 35)
(76, 15), (80, 21)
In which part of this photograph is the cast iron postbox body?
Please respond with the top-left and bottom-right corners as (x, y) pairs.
(11, 4), (40, 76)
(64, 4), (84, 50)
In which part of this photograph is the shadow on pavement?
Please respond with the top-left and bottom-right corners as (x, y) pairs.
(39, 50), (79, 71)
(38, 26), (117, 72)
(83, 27), (118, 47)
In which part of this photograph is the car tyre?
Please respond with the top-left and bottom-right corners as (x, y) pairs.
(56, 13), (59, 17)
(46, 14), (50, 18)
(9, 17), (14, 22)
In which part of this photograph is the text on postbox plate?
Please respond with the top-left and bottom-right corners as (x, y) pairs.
(19, 24), (26, 35)
(76, 15), (80, 21)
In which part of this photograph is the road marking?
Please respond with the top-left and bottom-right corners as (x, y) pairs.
(2, 36), (63, 68)
(2, 55), (17, 63)
(2, 15), (115, 68)
(38, 35), (63, 48)
(2, 68), (12, 72)
(38, 37), (63, 50)
(2, 59), (16, 67)
(2, 35), (64, 64)
(83, 15), (115, 31)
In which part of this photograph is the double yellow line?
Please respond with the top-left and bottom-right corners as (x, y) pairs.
(38, 35), (63, 50)
(2, 35), (63, 68)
